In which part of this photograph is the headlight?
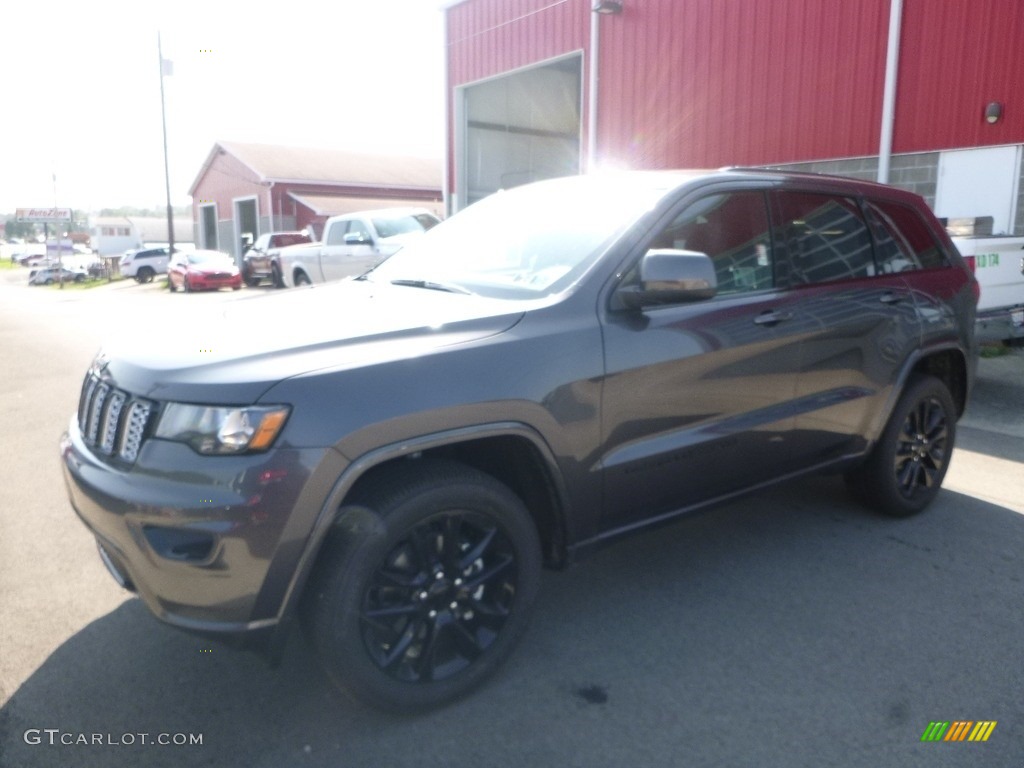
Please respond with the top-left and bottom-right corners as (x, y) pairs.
(155, 404), (290, 455)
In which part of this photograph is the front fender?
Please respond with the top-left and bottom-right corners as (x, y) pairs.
(272, 421), (568, 636)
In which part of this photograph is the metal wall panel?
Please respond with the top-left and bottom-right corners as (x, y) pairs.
(447, 0), (587, 85)
(446, 0), (1024, 177)
(597, 0), (890, 169)
(895, 0), (1024, 152)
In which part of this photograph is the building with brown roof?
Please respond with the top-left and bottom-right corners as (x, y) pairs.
(189, 141), (443, 259)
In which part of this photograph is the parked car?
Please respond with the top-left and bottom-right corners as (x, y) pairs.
(167, 250), (242, 292)
(17, 253), (52, 267)
(120, 247), (175, 283)
(277, 208), (440, 287)
(62, 169), (977, 713)
(28, 266), (86, 285)
(242, 231), (314, 288)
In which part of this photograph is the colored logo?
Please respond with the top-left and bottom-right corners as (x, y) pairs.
(921, 721), (996, 742)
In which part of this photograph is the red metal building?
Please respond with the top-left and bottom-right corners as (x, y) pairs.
(189, 142), (443, 259)
(443, 0), (1024, 234)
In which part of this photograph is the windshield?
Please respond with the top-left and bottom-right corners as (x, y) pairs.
(188, 252), (232, 265)
(372, 213), (440, 239)
(366, 175), (666, 299)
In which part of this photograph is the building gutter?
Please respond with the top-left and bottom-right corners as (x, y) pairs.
(877, 0), (904, 184)
(586, 7), (601, 172)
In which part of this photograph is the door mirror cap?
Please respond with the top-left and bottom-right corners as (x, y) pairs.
(344, 233), (371, 246)
(615, 249), (718, 309)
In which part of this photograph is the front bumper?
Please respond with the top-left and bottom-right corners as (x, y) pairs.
(190, 274), (242, 290)
(60, 417), (345, 648)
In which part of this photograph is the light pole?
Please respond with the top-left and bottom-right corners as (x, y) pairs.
(53, 172), (63, 290)
(158, 32), (175, 285)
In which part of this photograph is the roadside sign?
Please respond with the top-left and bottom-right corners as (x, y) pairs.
(16, 207), (72, 222)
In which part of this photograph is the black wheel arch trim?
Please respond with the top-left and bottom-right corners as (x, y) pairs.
(864, 340), (971, 452)
(270, 421), (571, 653)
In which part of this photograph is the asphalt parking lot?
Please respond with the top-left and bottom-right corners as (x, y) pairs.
(0, 271), (1021, 767)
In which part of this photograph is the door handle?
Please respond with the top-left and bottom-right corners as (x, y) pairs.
(879, 292), (905, 305)
(753, 310), (793, 326)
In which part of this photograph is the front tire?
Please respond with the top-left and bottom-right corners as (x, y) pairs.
(846, 374), (956, 517)
(271, 263), (284, 289)
(302, 459), (542, 713)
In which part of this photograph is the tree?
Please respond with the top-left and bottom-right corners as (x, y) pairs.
(3, 218), (37, 241)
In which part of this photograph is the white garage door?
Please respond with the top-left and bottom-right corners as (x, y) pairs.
(459, 55), (582, 210)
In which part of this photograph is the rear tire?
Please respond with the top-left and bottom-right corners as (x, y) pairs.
(294, 271), (311, 286)
(302, 459), (542, 713)
(136, 267), (155, 283)
(845, 374), (956, 517)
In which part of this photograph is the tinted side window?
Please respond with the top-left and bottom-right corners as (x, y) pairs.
(653, 191), (773, 295)
(347, 220), (372, 243)
(864, 199), (949, 272)
(775, 192), (873, 284)
(326, 221), (350, 246)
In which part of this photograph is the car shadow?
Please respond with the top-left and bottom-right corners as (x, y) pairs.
(2, 477), (1022, 767)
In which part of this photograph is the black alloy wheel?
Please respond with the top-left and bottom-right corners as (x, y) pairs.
(846, 374), (956, 517)
(893, 395), (950, 499)
(360, 509), (519, 684)
(303, 459), (541, 712)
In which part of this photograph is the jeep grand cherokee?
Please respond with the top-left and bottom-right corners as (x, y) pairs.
(61, 169), (978, 712)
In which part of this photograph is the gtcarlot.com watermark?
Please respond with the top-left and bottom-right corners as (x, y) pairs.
(24, 729), (203, 747)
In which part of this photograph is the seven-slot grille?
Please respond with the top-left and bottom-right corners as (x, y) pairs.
(78, 373), (154, 463)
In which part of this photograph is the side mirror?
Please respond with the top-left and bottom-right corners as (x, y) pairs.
(344, 233), (371, 246)
(614, 249), (717, 309)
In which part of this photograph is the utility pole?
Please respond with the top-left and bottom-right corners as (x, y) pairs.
(158, 32), (175, 286)
(53, 173), (64, 290)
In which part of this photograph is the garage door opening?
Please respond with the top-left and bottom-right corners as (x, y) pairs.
(233, 197), (258, 261)
(458, 54), (582, 210)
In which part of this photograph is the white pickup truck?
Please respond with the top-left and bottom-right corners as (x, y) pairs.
(951, 235), (1024, 343)
(277, 207), (440, 288)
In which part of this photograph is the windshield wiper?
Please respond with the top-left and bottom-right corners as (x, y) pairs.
(390, 279), (472, 295)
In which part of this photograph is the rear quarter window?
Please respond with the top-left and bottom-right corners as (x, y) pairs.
(863, 199), (950, 272)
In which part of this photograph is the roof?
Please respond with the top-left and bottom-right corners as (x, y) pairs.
(289, 193), (444, 218)
(91, 216), (133, 227)
(190, 141), (443, 195)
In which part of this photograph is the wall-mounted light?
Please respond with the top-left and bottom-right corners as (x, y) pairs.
(985, 101), (1003, 124)
(592, 0), (623, 14)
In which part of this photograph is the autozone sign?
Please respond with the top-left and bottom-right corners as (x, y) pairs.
(16, 208), (72, 222)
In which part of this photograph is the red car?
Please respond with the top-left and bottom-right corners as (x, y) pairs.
(167, 250), (242, 292)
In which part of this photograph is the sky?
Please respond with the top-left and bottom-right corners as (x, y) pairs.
(0, 0), (446, 215)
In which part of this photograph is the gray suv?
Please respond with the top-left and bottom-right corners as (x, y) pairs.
(61, 169), (978, 712)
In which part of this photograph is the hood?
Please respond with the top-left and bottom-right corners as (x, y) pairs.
(102, 279), (526, 404)
(190, 262), (238, 275)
